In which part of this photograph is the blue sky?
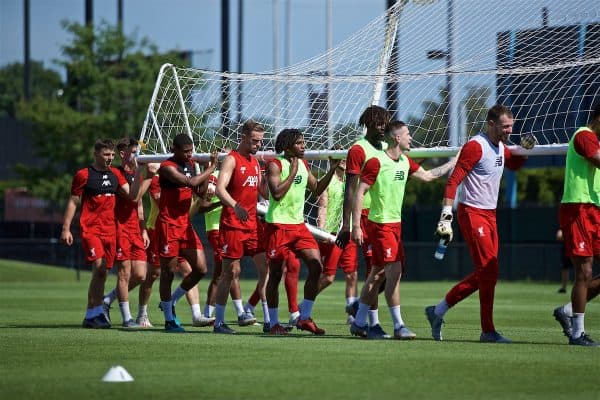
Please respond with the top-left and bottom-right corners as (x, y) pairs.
(1, 0), (386, 74)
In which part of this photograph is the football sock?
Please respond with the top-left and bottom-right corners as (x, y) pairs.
(261, 300), (270, 324)
(160, 300), (174, 321)
(389, 305), (405, 330)
(268, 308), (279, 326)
(171, 286), (187, 304)
(562, 303), (573, 317)
(300, 299), (314, 320)
(215, 304), (226, 325)
(347, 296), (358, 306)
(232, 299), (244, 317)
(368, 309), (380, 327)
(355, 302), (369, 327)
(191, 303), (202, 320)
(572, 313), (584, 339)
(103, 289), (117, 305)
(138, 304), (148, 318)
(244, 303), (255, 314)
(435, 299), (450, 317)
(119, 301), (132, 322)
(206, 304), (215, 318)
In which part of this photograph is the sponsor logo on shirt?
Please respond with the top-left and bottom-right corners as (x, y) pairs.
(242, 175), (259, 187)
(183, 167), (191, 178)
(293, 175), (303, 184)
(101, 174), (112, 187)
(494, 157), (503, 167)
(394, 170), (405, 181)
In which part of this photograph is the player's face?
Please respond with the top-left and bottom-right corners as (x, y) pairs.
(288, 136), (305, 158)
(337, 159), (346, 171)
(367, 120), (387, 140)
(247, 130), (264, 154)
(95, 148), (115, 168)
(173, 143), (194, 161)
(489, 114), (513, 144)
(121, 145), (139, 166)
(395, 126), (412, 151)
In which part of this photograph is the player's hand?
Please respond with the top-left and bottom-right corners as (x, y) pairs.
(335, 228), (351, 249)
(233, 203), (249, 221)
(329, 158), (341, 170)
(209, 151), (219, 168)
(351, 227), (363, 247)
(289, 157), (299, 176)
(434, 207), (453, 242)
(145, 162), (160, 178)
(142, 229), (150, 249)
(60, 230), (73, 246)
(520, 133), (537, 150)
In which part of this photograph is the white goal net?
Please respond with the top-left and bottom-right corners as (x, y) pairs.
(138, 0), (600, 225)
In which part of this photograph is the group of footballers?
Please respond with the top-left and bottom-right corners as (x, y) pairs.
(60, 102), (600, 346)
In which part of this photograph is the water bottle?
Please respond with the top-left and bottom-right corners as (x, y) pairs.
(434, 239), (449, 260)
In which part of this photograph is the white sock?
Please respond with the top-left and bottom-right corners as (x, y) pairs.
(138, 304), (148, 318)
(389, 305), (405, 330)
(206, 304), (215, 318)
(160, 300), (174, 321)
(562, 303), (573, 317)
(300, 299), (314, 320)
(268, 308), (279, 326)
(289, 310), (300, 321)
(103, 289), (117, 305)
(215, 304), (226, 325)
(232, 299), (244, 317)
(368, 309), (380, 327)
(171, 286), (187, 304)
(191, 304), (202, 320)
(119, 301), (132, 322)
(355, 302), (369, 327)
(261, 300), (270, 324)
(244, 303), (255, 313)
(572, 313), (585, 339)
(346, 296), (358, 306)
(435, 299), (449, 317)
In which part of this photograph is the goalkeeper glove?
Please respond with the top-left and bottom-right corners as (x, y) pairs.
(520, 133), (537, 150)
(435, 205), (454, 242)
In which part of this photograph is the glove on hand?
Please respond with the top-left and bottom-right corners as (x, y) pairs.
(520, 133), (537, 150)
(435, 206), (454, 242)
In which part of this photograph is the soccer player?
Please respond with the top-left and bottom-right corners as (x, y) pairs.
(350, 121), (457, 339)
(101, 138), (150, 328)
(213, 120), (269, 334)
(61, 138), (127, 328)
(153, 133), (217, 332)
(336, 105), (391, 327)
(552, 104), (600, 346)
(316, 158), (359, 324)
(425, 104), (534, 343)
(264, 128), (338, 335)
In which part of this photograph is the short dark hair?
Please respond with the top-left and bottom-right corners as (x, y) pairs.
(172, 134), (193, 149)
(116, 137), (138, 153)
(94, 138), (115, 153)
(387, 120), (407, 131)
(275, 128), (303, 154)
(487, 104), (513, 123)
(241, 120), (265, 136)
(358, 105), (391, 128)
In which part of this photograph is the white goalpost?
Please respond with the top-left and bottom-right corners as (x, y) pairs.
(138, 0), (600, 231)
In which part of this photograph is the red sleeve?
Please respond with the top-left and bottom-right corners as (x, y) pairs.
(70, 168), (88, 196)
(503, 146), (527, 170)
(360, 157), (381, 186)
(268, 159), (282, 173)
(149, 176), (160, 199)
(444, 140), (482, 200)
(574, 129), (600, 159)
(346, 144), (366, 175)
(406, 156), (420, 175)
(111, 167), (128, 186)
(302, 159), (310, 170)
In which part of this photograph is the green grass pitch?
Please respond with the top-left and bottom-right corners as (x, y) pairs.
(0, 258), (598, 400)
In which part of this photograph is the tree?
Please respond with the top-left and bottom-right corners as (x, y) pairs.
(16, 20), (189, 209)
(0, 61), (62, 118)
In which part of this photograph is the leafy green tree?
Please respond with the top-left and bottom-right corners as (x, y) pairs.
(0, 61), (63, 118)
(16, 20), (189, 209)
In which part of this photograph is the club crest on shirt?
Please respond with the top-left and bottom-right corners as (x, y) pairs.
(240, 166), (246, 174)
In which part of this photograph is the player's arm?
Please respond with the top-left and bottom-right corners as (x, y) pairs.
(573, 129), (600, 168)
(316, 190), (328, 229)
(191, 197), (222, 216)
(136, 199), (150, 249)
(410, 155), (457, 182)
(351, 181), (370, 246)
(128, 163), (159, 202)
(188, 152), (218, 187)
(60, 195), (81, 246)
(267, 158), (297, 201)
(307, 158), (340, 196)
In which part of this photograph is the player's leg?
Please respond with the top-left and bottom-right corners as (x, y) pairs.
(350, 264), (385, 338)
(159, 256), (182, 331)
(283, 251), (301, 325)
(249, 251), (269, 327)
(115, 259), (136, 326)
(136, 264), (159, 327)
(266, 259), (286, 334)
(213, 257), (240, 334)
(296, 230), (327, 335)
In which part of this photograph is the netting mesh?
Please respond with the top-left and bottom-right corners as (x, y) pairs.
(138, 0), (600, 225)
